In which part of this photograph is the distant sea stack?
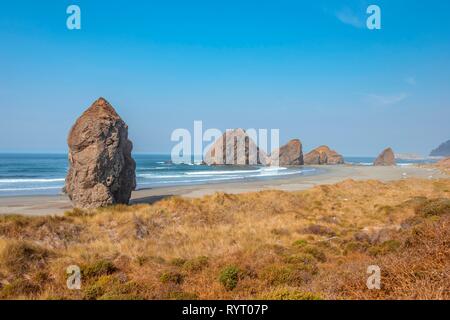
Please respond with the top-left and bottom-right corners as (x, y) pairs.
(204, 129), (268, 165)
(64, 98), (136, 208)
(373, 147), (396, 166)
(304, 146), (344, 165)
(430, 140), (450, 157)
(270, 139), (304, 166)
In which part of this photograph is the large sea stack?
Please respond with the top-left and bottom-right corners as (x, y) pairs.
(270, 139), (304, 166)
(373, 147), (396, 166)
(203, 129), (268, 165)
(64, 98), (136, 208)
(304, 146), (344, 165)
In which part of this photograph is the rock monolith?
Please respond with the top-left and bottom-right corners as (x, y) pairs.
(64, 98), (136, 208)
(270, 139), (304, 166)
(373, 147), (396, 166)
(203, 129), (268, 165)
(304, 145), (344, 165)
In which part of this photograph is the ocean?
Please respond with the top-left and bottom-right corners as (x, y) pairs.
(0, 153), (318, 197)
(0, 154), (437, 197)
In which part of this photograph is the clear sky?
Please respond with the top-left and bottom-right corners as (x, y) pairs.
(0, 0), (449, 156)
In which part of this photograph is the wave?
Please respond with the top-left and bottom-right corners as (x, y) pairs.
(185, 167), (287, 176)
(138, 167), (303, 179)
(249, 170), (303, 178)
(0, 178), (65, 184)
(138, 174), (185, 179)
(0, 186), (62, 192)
(138, 176), (246, 186)
(397, 163), (413, 167)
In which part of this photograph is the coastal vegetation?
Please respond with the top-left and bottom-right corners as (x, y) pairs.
(0, 178), (449, 300)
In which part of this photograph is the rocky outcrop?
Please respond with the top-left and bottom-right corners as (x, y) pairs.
(203, 129), (268, 165)
(270, 139), (304, 166)
(373, 147), (396, 166)
(430, 140), (450, 157)
(64, 98), (136, 208)
(304, 146), (344, 165)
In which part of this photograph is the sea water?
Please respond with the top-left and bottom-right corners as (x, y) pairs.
(0, 154), (319, 197)
(0, 154), (436, 197)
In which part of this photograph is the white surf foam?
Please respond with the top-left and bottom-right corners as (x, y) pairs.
(185, 167), (287, 176)
(0, 186), (62, 192)
(0, 178), (65, 184)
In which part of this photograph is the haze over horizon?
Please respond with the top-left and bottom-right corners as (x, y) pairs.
(1, 0), (449, 156)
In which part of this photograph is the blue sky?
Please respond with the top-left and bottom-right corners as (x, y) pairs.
(0, 0), (449, 156)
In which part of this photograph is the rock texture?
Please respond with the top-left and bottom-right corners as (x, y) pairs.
(373, 147), (396, 166)
(270, 139), (304, 166)
(304, 146), (344, 165)
(64, 98), (136, 208)
(204, 129), (268, 165)
(430, 140), (450, 157)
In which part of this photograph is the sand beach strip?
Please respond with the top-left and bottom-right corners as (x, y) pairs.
(0, 164), (447, 216)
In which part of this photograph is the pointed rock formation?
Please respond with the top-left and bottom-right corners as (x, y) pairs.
(270, 139), (304, 166)
(203, 129), (268, 165)
(373, 147), (396, 166)
(64, 98), (136, 208)
(304, 146), (344, 165)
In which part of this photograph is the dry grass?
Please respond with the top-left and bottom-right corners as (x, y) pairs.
(0, 178), (449, 300)
(435, 157), (450, 174)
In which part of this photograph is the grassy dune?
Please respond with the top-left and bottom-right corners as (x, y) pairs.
(0, 178), (449, 300)
(436, 157), (450, 174)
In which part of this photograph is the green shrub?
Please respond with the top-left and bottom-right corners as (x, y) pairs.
(83, 283), (105, 300)
(183, 256), (209, 272)
(160, 271), (184, 284)
(98, 281), (145, 300)
(415, 198), (450, 217)
(169, 257), (187, 267)
(83, 276), (145, 300)
(259, 287), (323, 300)
(81, 259), (116, 279)
(167, 291), (199, 300)
(99, 293), (144, 300)
(0, 241), (49, 275)
(260, 265), (293, 286)
(219, 266), (240, 291)
(264, 262), (317, 286)
(0, 279), (41, 298)
(292, 239), (308, 247)
(368, 240), (402, 256)
(303, 246), (327, 262)
(344, 241), (368, 254)
(82, 275), (115, 300)
(283, 253), (315, 265)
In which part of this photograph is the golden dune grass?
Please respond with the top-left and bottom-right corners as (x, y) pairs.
(0, 178), (449, 300)
(436, 157), (450, 174)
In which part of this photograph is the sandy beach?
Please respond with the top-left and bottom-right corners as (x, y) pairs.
(0, 164), (447, 216)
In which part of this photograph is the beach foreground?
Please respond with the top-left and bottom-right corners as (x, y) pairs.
(0, 174), (449, 299)
(0, 164), (446, 216)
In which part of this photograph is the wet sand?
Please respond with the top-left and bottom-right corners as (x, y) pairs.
(0, 164), (447, 216)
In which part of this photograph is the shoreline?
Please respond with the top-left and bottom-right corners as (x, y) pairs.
(0, 164), (447, 216)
